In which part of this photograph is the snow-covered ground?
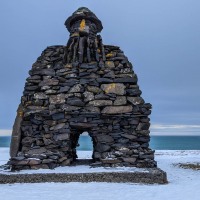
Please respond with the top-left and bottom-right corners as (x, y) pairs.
(0, 148), (200, 200)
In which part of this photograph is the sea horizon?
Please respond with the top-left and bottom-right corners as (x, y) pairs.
(1, 135), (200, 150)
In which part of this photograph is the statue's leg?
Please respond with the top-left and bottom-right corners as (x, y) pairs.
(10, 104), (23, 157)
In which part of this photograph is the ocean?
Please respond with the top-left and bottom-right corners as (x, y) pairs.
(0, 136), (200, 150)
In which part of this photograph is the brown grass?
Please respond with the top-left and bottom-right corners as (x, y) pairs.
(177, 163), (200, 170)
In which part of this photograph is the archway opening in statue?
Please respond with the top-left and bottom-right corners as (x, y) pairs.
(74, 132), (95, 165)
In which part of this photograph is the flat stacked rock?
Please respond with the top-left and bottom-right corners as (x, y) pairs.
(8, 7), (157, 170)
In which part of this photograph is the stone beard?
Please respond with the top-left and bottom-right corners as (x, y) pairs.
(63, 19), (105, 64)
(8, 7), (156, 170)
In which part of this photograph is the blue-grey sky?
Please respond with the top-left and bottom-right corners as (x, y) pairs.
(0, 0), (200, 135)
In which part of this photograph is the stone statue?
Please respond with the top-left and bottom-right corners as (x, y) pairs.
(8, 7), (156, 170)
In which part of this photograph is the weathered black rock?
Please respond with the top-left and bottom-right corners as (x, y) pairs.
(8, 7), (158, 172)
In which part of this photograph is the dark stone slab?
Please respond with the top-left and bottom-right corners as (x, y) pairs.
(127, 97), (144, 105)
(96, 78), (113, 83)
(126, 89), (142, 96)
(49, 94), (65, 104)
(95, 143), (111, 152)
(88, 100), (112, 107)
(87, 86), (102, 94)
(39, 79), (59, 86)
(33, 93), (48, 100)
(114, 76), (137, 83)
(136, 123), (150, 131)
(69, 84), (84, 93)
(59, 86), (70, 93)
(101, 106), (133, 114)
(82, 106), (100, 114)
(96, 135), (114, 143)
(101, 83), (125, 95)
(61, 79), (79, 87)
(61, 104), (81, 112)
(27, 148), (47, 155)
(30, 69), (55, 76)
(83, 91), (94, 102)
(114, 96), (127, 105)
(103, 71), (115, 78)
(0, 168), (167, 184)
(70, 122), (93, 129)
(53, 133), (70, 141)
(67, 98), (85, 106)
(94, 93), (110, 100)
(80, 62), (98, 69)
(25, 85), (39, 91)
(52, 113), (65, 120)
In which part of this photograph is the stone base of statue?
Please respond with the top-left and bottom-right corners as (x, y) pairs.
(0, 165), (167, 184)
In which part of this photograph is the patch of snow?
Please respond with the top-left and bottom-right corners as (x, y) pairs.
(0, 148), (200, 200)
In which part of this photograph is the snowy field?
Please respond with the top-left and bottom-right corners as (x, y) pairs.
(0, 148), (200, 200)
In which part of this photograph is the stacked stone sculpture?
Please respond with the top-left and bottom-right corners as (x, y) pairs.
(8, 7), (157, 170)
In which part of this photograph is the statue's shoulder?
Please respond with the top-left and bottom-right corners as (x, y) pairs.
(103, 44), (129, 61)
(103, 44), (124, 56)
(41, 45), (65, 55)
(31, 45), (65, 71)
(103, 45), (120, 52)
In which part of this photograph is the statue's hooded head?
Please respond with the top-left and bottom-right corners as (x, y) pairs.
(65, 7), (103, 36)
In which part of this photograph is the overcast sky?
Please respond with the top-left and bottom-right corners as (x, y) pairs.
(0, 0), (200, 135)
